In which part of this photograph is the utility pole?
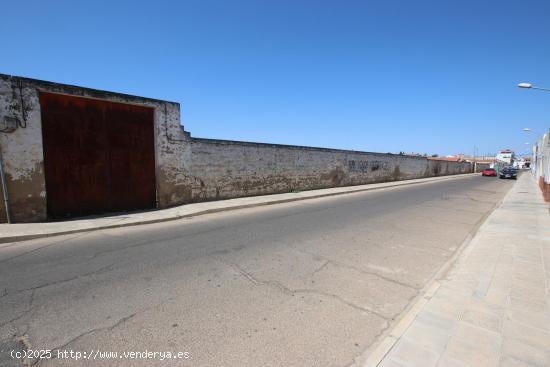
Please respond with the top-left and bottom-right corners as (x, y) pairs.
(473, 146), (477, 173)
(0, 147), (11, 223)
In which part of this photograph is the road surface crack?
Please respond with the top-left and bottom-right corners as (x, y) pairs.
(11, 263), (116, 296)
(226, 261), (389, 320)
(0, 290), (35, 329)
(311, 260), (329, 276)
(291, 247), (418, 291)
(41, 295), (175, 364)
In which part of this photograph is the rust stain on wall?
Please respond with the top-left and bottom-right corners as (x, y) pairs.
(157, 167), (193, 207)
(321, 167), (346, 186)
(392, 165), (401, 181)
(0, 161), (46, 222)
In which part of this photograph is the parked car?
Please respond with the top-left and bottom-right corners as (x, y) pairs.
(499, 167), (518, 179)
(481, 168), (497, 177)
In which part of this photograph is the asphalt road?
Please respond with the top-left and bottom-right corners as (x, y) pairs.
(0, 175), (515, 367)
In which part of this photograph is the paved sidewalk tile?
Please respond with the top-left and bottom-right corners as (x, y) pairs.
(376, 173), (550, 367)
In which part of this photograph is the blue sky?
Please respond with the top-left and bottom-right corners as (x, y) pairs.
(2, 0), (549, 156)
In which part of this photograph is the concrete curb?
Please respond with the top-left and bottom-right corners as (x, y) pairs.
(354, 174), (516, 367)
(0, 173), (477, 245)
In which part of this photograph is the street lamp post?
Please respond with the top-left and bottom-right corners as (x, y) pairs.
(518, 83), (550, 197)
(473, 146), (477, 173)
(518, 83), (550, 182)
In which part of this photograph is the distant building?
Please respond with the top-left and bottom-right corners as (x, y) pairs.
(432, 150), (517, 172)
(495, 149), (514, 165)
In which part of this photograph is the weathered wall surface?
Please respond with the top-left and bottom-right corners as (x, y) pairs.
(0, 73), (471, 223)
(188, 138), (472, 201)
(0, 74), (191, 222)
(0, 76), (46, 222)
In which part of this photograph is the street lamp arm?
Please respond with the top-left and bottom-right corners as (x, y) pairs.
(518, 82), (550, 92)
(530, 86), (550, 92)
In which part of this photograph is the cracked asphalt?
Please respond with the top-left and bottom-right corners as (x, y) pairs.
(0, 175), (514, 366)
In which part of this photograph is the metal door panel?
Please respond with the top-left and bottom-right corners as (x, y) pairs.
(40, 92), (156, 219)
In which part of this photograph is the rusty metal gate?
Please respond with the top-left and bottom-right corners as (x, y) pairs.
(39, 92), (156, 219)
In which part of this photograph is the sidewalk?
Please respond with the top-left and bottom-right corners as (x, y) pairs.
(368, 172), (550, 367)
(0, 174), (475, 245)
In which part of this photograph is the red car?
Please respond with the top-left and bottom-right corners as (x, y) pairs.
(481, 168), (497, 177)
